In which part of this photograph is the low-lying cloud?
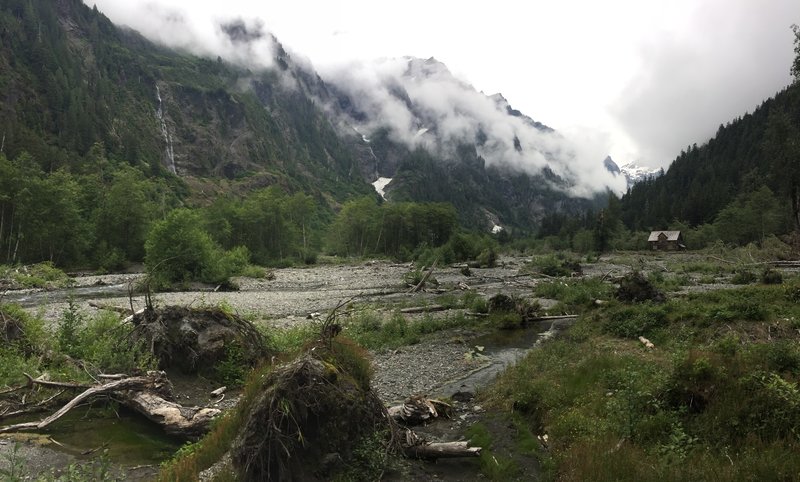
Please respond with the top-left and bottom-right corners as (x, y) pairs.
(322, 58), (626, 196)
(611, 0), (797, 167)
(89, 0), (626, 196)
(91, 1), (277, 69)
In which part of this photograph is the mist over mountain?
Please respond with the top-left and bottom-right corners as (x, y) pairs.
(0, 0), (628, 233)
(319, 57), (625, 198)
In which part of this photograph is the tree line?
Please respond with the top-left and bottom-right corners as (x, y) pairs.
(618, 27), (800, 237)
(0, 149), (482, 279)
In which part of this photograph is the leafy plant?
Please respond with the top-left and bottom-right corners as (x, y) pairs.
(0, 443), (27, 481)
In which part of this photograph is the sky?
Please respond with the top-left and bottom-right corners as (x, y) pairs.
(88, 0), (798, 169)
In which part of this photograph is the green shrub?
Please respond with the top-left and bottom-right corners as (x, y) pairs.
(1, 262), (72, 289)
(57, 299), (84, 357)
(603, 304), (669, 339)
(731, 270), (757, 285)
(145, 209), (251, 289)
(78, 311), (157, 373)
(215, 343), (248, 387)
(525, 254), (581, 277)
(761, 268), (783, 285)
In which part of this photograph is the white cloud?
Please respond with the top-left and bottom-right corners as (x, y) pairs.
(89, 0), (799, 171)
(322, 58), (627, 196)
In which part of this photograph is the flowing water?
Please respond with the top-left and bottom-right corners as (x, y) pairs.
(3, 284), (130, 308)
(155, 85), (176, 175)
(434, 317), (575, 398)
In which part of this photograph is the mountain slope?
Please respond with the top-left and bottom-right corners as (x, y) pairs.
(319, 57), (621, 230)
(620, 82), (800, 230)
(0, 0), (370, 200)
(1, 0), (619, 233)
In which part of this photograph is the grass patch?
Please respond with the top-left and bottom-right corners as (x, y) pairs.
(464, 423), (521, 481)
(0, 262), (72, 289)
(534, 277), (614, 313)
(485, 279), (800, 481)
(342, 309), (478, 350)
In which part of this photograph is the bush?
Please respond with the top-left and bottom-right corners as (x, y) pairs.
(603, 304), (669, 339)
(731, 270), (757, 285)
(145, 209), (250, 289)
(616, 272), (665, 303)
(526, 254), (582, 277)
(761, 268), (783, 284)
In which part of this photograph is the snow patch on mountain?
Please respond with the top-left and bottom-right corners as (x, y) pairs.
(321, 57), (626, 197)
(372, 177), (392, 200)
(620, 163), (662, 186)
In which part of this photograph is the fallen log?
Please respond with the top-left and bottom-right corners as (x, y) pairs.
(388, 396), (451, 425)
(125, 390), (219, 439)
(529, 314), (579, 321)
(0, 371), (219, 439)
(405, 441), (481, 459)
(401, 429), (480, 459)
(0, 375), (159, 434)
(408, 260), (438, 293)
(399, 304), (447, 314)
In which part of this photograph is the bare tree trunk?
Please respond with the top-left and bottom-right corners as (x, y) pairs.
(12, 224), (20, 263)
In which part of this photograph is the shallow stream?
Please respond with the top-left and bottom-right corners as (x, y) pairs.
(434, 317), (575, 398)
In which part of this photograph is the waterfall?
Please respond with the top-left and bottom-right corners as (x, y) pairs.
(155, 85), (176, 175)
(367, 145), (379, 179)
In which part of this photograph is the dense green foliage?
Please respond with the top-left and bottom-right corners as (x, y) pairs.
(0, 302), (154, 387)
(327, 196), (458, 258)
(0, 152), (178, 267)
(620, 80), (800, 235)
(144, 209), (250, 288)
(489, 276), (800, 481)
(387, 147), (603, 231)
(0, 0), (371, 194)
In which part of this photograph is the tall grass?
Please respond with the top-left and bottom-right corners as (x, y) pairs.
(486, 278), (800, 480)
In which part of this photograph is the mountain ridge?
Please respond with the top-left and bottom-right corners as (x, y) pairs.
(3, 0), (618, 233)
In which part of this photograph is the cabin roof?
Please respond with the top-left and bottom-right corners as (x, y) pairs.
(648, 230), (682, 242)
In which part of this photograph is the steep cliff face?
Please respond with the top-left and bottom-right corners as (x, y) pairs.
(0, 0), (370, 201)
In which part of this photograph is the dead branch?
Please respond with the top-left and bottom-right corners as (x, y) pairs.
(0, 376), (156, 433)
(388, 396), (451, 425)
(88, 301), (133, 315)
(1, 372), (219, 439)
(22, 373), (91, 390)
(0, 390), (65, 421)
(399, 305), (447, 314)
(408, 259), (438, 293)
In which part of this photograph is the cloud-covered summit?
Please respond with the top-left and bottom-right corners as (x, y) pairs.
(321, 57), (626, 196)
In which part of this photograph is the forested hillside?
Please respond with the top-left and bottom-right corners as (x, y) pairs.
(0, 0), (376, 268)
(620, 62), (800, 236)
(0, 0), (369, 189)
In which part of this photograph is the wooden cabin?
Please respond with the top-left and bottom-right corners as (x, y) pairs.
(648, 231), (686, 251)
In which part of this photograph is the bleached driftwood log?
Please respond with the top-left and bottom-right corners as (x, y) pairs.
(388, 396), (451, 425)
(0, 371), (219, 439)
(404, 441), (482, 459)
(401, 429), (481, 459)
